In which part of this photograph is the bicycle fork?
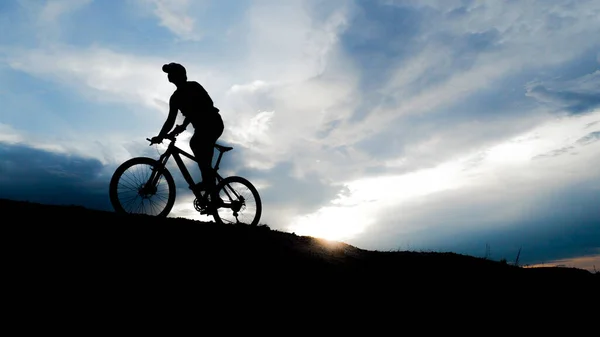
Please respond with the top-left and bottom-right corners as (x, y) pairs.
(141, 156), (169, 197)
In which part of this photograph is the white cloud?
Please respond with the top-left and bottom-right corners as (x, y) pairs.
(3, 1), (360, 179)
(16, 0), (92, 42)
(242, 1), (351, 82)
(0, 124), (23, 144)
(388, 0), (600, 45)
(208, 1), (361, 173)
(292, 0), (600, 188)
(140, 0), (204, 41)
(7, 46), (174, 113)
(290, 109), (600, 244)
(38, 0), (92, 24)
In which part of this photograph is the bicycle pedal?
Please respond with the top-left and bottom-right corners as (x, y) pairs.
(200, 207), (214, 215)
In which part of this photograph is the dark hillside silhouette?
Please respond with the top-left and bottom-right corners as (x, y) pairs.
(3, 197), (597, 322)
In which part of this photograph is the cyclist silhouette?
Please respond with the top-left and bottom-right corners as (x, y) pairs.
(151, 62), (224, 194)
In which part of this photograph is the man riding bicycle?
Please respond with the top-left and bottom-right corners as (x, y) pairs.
(150, 62), (224, 194)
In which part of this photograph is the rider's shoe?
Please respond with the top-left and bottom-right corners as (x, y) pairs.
(199, 197), (222, 215)
(200, 202), (217, 215)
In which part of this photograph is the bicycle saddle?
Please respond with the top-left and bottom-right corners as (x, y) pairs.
(215, 144), (233, 152)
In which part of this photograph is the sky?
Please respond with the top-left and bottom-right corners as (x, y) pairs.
(1, 0), (599, 272)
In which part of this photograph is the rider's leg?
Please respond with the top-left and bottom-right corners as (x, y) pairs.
(190, 122), (223, 198)
(190, 134), (214, 191)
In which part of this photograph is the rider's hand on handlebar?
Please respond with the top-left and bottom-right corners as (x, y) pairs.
(149, 136), (163, 145)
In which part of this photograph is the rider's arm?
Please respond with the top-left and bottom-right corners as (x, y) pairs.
(170, 118), (190, 135)
(180, 117), (191, 129)
(158, 100), (178, 137)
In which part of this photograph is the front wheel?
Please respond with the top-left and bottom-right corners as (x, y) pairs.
(109, 157), (176, 217)
(212, 176), (262, 226)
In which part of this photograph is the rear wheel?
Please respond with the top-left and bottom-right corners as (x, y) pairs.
(109, 157), (176, 217)
(212, 176), (262, 226)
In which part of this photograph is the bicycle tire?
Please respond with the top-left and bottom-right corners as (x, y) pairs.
(212, 176), (262, 226)
(109, 157), (176, 217)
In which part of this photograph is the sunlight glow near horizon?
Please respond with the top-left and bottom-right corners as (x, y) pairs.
(287, 110), (600, 243)
(525, 253), (600, 272)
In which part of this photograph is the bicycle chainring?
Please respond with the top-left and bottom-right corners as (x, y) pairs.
(193, 197), (206, 212)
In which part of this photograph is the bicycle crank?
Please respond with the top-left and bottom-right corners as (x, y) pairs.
(193, 197), (207, 212)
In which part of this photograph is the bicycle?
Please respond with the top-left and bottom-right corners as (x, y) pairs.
(109, 129), (262, 226)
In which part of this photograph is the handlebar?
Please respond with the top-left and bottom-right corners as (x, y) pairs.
(146, 130), (180, 145)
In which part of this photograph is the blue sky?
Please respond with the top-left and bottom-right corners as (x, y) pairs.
(1, 0), (599, 271)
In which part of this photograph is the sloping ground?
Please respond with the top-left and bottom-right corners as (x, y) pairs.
(2, 197), (597, 314)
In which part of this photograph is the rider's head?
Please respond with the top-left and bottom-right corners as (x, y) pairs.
(162, 62), (187, 85)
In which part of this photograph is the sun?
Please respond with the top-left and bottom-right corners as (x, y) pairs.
(287, 206), (373, 242)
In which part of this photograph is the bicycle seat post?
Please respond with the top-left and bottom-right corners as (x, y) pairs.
(214, 149), (224, 172)
(213, 144), (233, 172)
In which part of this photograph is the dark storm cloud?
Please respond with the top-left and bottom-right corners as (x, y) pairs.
(354, 179), (600, 266)
(0, 142), (112, 211)
(430, 206), (600, 265)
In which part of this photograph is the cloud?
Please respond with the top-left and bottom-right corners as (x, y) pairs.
(0, 142), (112, 211)
(423, 183), (600, 265)
(525, 71), (600, 115)
(7, 46), (173, 112)
(139, 0), (204, 41)
(37, 0), (92, 24)
(16, 0), (93, 42)
(0, 124), (23, 144)
(5, 0), (359, 173)
(350, 156), (600, 267)
(576, 131), (600, 146)
(290, 0), (600, 202)
(291, 110), (600, 250)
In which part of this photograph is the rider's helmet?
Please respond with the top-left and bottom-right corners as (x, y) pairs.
(162, 63), (187, 81)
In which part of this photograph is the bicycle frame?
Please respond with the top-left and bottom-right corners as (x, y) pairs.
(109, 133), (260, 223)
(148, 139), (226, 192)
(143, 137), (246, 213)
